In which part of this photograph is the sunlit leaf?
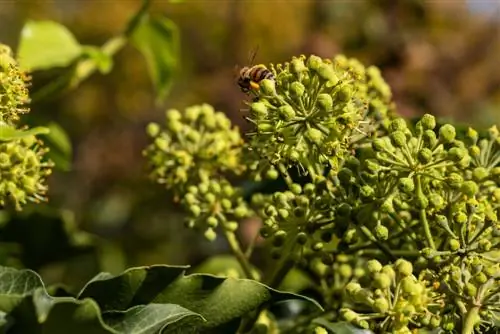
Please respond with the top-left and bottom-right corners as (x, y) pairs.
(81, 46), (114, 75)
(79, 265), (322, 333)
(0, 122), (49, 141)
(130, 15), (179, 103)
(17, 20), (82, 71)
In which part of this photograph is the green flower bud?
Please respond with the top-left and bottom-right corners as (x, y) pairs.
(373, 298), (390, 313)
(398, 177), (414, 193)
(467, 127), (479, 142)
(478, 239), (492, 252)
(317, 63), (336, 82)
(225, 221), (238, 232)
(278, 105), (295, 121)
(259, 78), (276, 95)
(461, 181), (478, 197)
(336, 203), (352, 217)
(340, 308), (359, 322)
(429, 194), (444, 209)
(390, 131), (406, 148)
(374, 225), (389, 240)
(272, 230), (287, 247)
(439, 124), (456, 143)
(207, 216), (218, 228)
(447, 173), (463, 189)
(423, 130), (437, 148)
(306, 128), (324, 145)
(305, 54), (322, 70)
(465, 282), (477, 297)
(488, 125), (499, 140)
(448, 147), (466, 162)
(146, 122), (160, 137)
(290, 81), (305, 98)
(204, 228), (217, 241)
(316, 93), (333, 111)
(449, 239), (460, 251)
(390, 118), (407, 132)
(417, 148), (433, 164)
(360, 185), (375, 199)
(395, 259), (413, 277)
(474, 272), (488, 285)
(453, 212), (467, 224)
(345, 282), (362, 295)
(367, 259), (383, 274)
(374, 272), (391, 289)
(420, 114), (436, 130)
(472, 167), (488, 182)
(291, 57), (307, 74)
(311, 242), (324, 252)
(296, 232), (308, 245)
(338, 263), (352, 278)
(251, 102), (268, 117)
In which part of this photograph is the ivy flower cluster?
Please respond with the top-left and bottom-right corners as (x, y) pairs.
(145, 54), (500, 333)
(0, 44), (52, 211)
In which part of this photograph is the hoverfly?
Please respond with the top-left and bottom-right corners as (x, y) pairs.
(236, 46), (275, 94)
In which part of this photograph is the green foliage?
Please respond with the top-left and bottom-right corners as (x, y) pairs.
(0, 265), (319, 333)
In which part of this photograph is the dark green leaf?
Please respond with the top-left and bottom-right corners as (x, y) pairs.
(0, 122), (49, 141)
(130, 15), (179, 103)
(17, 20), (82, 71)
(191, 254), (256, 277)
(79, 265), (322, 332)
(103, 304), (203, 334)
(0, 266), (203, 333)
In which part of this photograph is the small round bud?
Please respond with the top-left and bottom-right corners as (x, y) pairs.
(390, 131), (406, 148)
(374, 272), (391, 289)
(345, 282), (362, 295)
(395, 259), (413, 277)
(316, 93), (333, 111)
(449, 239), (460, 251)
(417, 148), (433, 164)
(390, 118), (407, 132)
(398, 177), (414, 193)
(420, 114), (436, 130)
(472, 167), (488, 182)
(278, 105), (295, 121)
(290, 81), (305, 98)
(439, 124), (456, 143)
(306, 55), (322, 71)
(461, 181), (478, 197)
(296, 232), (307, 245)
(260, 79), (276, 95)
(204, 228), (217, 241)
(338, 263), (352, 278)
(306, 128), (324, 145)
(367, 259), (383, 274)
(423, 130), (437, 148)
(448, 147), (466, 162)
(478, 239), (492, 252)
(474, 272), (488, 285)
(465, 282), (477, 297)
(373, 298), (390, 313)
(374, 225), (389, 240)
(469, 145), (480, 157)
(291, 58), (307, 74)
(225, 221), (238, 232)
(146, 123), (161, 137)
(250, 102), (268, 117)
(453, 212), (467, 224)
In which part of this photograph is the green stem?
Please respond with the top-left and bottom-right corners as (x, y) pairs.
(224, 229), (257, 280)
(416, 175), (435, 249)
(278, 163), (294, 188)
(462, 306), (480, 334)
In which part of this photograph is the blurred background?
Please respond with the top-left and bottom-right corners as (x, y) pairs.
(0, 0), (499, 290)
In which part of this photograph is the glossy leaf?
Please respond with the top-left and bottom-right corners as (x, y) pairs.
(79, 265), (322, 332)
(0, 266), (203, 333)
(130, 15), (179, 103)
(17, 20), (82, 71)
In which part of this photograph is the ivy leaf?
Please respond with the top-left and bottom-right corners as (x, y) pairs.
(0, 122), (49, 142)
(0, 266), (203, 333)
(78, 265), (322, 333)
(103, 304), (203, 334)
(130, 15), (179, 104)
(17, 20), (83, 72)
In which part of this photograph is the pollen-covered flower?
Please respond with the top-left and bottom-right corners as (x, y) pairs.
(144, 104), (244, 191)
(0, 44), (30, 124)
(0, 135), (52, 210)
